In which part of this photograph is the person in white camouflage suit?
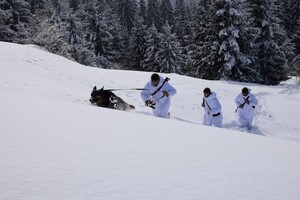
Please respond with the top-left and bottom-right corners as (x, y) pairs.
(235, 87), (258, 130)
(202, 88), (223, 128)
(141, 73), (177, 118)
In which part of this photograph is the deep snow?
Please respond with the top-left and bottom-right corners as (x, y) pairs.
(1, 42), (300, 200)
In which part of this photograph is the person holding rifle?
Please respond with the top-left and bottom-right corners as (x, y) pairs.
(141, 73), (177, 118)
(202, 88), (223, 128)
(235, 87), (258, 130)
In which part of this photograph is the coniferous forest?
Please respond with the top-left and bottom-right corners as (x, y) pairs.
(1, 0), (299, 85)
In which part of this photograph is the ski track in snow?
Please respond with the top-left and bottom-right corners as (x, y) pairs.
(279, 84), (300, 95)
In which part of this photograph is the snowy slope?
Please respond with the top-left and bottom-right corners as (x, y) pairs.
(1, 42), (300, 200)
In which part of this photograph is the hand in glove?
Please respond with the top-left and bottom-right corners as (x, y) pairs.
(162, 91), (169, 97)
(145, 100), (151, 106)
(145, 100), (155, 106)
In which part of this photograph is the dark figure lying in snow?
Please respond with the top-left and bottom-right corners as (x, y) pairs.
(89, 86), (135, 111)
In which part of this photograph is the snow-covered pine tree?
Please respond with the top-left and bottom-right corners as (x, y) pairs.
(67, 0), (82, 45)
(29, 0), (45, 14)
(215, 0), (255, 81)
(141, 26), (161, 71)
(69, 0), (80, 11)
(115, 0), (137, 32)
(174, 0), (185, 23)
(146, 0), (163, 32)
(139, 0), (147, 24)
(111, 30), (126, 65)
(285, 0), (300, 55)
(284, 0), (300, 82)
(29, 9), (71, 59)
(292, 20), (300, 58)
(84, 0), (117, 68)
(65, 1), (94, 66)
(160, 0), (174, 27)
(246, 0), (289, 85)
(174, 0), (190, 40)
(181, 1), (196, 59)
(97, 1), (126, 67)
(50, 0), (62, 15)
(284, 0), (300, 34)
(188, 0), (216, 78)
(127, 19), (147, 70)
(23, 0), (71, 58)
(290, 18), (300, 82)
(157, 25), (186, 74)
(271, 0), (295, 66)
(184, 1), (195, 27)
(291, 57), (300, 84)
(0, 0), (32, 43)
(195, 0), (255, 82)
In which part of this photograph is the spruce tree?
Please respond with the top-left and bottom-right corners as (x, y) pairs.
(29, 0), (45, 14)
(84, 0), (123, 68)
(69, 0), (80, 11)
(29, 12), (71, 59)
(146, 0), (163, 31)
(26, 0), (71, 58)
(142, 26), (161, 71)
(127, 20), (147, 70)
(157, 25), (186, 74)
(173, 0), (192, 51)
(284, 0), (300, 34)
(0, 0), (32, 42)
(246, 0), (289, 85)
(65, 1), (95, 66)
(272, 0), (295, 65)
(174, 0), (187, 39)
(214, 0), (254, 82)
(160, 0), (174, 27)
(188, 0), (215, 78)
(115, 0), (137, 32)
(50, 0), (62, 15)
(285, 0), (300, 55)
(292, 20), (300, 56)
(193, 0), (255, 82)
(139, 0), (147, 24)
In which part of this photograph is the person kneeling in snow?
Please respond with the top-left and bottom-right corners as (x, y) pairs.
(202, 88), (223, 128)
(234, 87), (258, 130)
(141, 73), (177, 118)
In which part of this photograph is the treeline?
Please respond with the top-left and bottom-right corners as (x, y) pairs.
(0, 0), (299, 85)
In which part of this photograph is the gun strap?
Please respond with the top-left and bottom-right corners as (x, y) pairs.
(151, 77), (170, 96)
(205, 100), (212, 110)
(241, 96), (250, 106)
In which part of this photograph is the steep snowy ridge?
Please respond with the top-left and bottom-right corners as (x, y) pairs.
(1, 42), (300, 200)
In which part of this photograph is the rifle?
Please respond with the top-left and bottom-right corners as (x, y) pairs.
(235, 96), (249, 113)
(201, 97), (205, 107)
(145, 77), (170, 109)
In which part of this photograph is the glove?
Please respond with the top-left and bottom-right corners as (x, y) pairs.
(145, 100), (155, 106)
(145, 99), (152, 106)
(162, 91), (169, 97)
(145, 100), (150, 106)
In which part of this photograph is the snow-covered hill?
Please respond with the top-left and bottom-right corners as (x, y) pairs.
(1, 42), (300, 200)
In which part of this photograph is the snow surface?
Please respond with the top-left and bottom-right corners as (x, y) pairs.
(1, 41), (300, 200)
